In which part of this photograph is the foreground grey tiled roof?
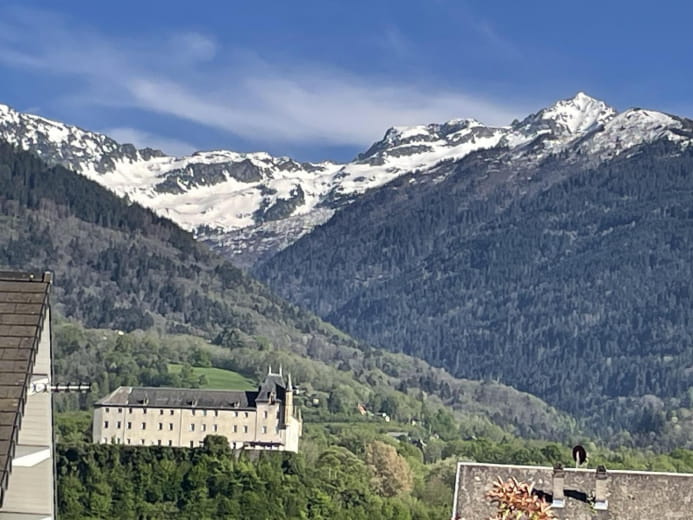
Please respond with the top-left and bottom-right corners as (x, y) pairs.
(96, 386), (261, 410)
(0, 271), (51, 508)
(452, 462), (693, 520)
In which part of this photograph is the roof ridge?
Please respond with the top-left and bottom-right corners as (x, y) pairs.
(0, 271), (53, 283)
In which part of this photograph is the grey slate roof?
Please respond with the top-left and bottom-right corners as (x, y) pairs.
(256, 373), (286, 403)
(452, 462), (693, 520)
(98, 386), (253, 410)
(0, 271), (51, 508)
(96, 371), (289, 411)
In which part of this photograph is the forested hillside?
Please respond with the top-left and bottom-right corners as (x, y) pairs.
(0, 141), (577, 440)
(56, 434), (693, 520)
(256, 140), (693, 447)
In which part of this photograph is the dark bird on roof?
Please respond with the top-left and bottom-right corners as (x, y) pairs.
(572, 445), (587, 467)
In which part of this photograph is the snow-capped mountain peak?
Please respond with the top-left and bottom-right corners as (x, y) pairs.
(514, 92), (617, 139)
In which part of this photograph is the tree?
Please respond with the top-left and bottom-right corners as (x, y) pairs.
(364, 441), (414, 497)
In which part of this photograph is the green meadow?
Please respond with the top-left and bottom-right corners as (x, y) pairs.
(167, 363), (256, 390)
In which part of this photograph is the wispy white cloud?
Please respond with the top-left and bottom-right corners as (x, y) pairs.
(0, 6), (529, 151)
(380, 25), (414, 59)
(475, 20), (521, 60)
(104, 127), (197, 157)
(443, 2), (522, 61)
(175, 32), (218, 63)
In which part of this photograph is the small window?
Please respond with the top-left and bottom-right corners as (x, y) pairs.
(170, 410), (174, 416)
(214, 410), (218, 417)
(168, 440), (173, 447)
(190, 441), (194, 448)
(142, 423), (146, 430)
(126, 438), (131, 445)
(127, 422), (132, 429)
(263, 411), (268, 419)
(244, 412), (249, 418)
(104, 421), (109, 429)
(117, 408), (122, 413)
(243, 425), (248, 433)
(189, 424), (195, 432)
(143, 408), (147, 415)
(213, 424), (218, 432)
(234, 411), (239, 417)
(116, 421), (121, 428)
(261, 426), (267, 434)
(192, 410), (196, 416)
(157, 439), (162, 446)
(105, 407), (110, 414)
(233, 425), (238, 433)
(201, 424), (206, 432)
(158, 423), (163, 430)
(129, 408), (133, 414)
(141, 439), (145, 445)
(169, 423), (174, 431)
(160, 409), (164, 415)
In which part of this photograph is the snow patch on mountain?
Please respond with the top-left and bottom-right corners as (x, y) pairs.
(0, 93), (691, 267)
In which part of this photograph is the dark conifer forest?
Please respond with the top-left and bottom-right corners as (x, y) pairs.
(257, 141), (693, 440)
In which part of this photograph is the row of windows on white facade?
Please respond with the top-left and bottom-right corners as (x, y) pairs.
(104, 407), (276, 419)
(103, 421), (278, 434)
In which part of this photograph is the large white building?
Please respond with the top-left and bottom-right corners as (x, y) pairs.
(93, 368), (302, 452)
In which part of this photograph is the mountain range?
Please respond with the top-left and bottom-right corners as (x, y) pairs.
(0, 138), (577, 442)
(2, 93), (691, 268)
(254, 96), (693, 445)
(1, 93), (692, 448)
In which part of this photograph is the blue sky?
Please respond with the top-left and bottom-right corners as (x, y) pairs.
(0, 1), (690, 161)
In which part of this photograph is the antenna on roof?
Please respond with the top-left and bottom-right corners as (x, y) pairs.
(572, 445), (587, 468)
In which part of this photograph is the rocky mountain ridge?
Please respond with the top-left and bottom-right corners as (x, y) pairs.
(0, 93), (691, 267)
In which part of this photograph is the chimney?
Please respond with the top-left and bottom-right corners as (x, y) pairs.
(552, 463), (565, 508)
(594, 465), (608, 510)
